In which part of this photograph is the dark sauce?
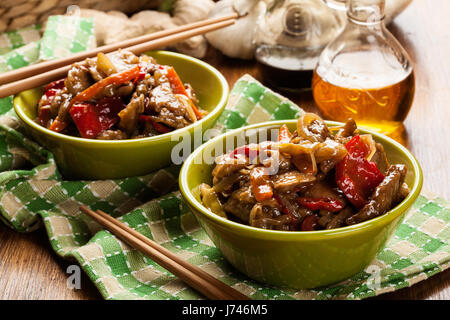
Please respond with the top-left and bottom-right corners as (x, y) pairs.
(255, 45), (321, 93)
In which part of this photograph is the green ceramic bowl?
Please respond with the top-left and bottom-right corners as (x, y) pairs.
(13, 51), (228, 180)
(179, 120), (423, 289)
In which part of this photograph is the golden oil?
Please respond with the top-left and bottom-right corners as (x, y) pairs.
(312, 64), (415, 144)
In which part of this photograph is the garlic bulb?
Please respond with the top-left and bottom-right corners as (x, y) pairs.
(76, 1), (216, 59)
(205, 0), (266, 59)
(174, 36), (209, 59)
(130, 10), (176, 34)
(79, 9), (144, 46)
(172, 0), (215, 25)
(105, 10), (129, 20)
(171, 0), (215, 58)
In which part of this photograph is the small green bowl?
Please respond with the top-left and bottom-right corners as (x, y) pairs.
(179, 120), (423, 289)
(13, 51), (228, 180)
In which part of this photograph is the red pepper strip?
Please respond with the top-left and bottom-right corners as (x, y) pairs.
(278, 124), (292, 143)
(298, 197), (345, 213)
(50, 67), (140, 133)
(140, 115), (173, 134)
(70, 66), (141, 107)
(69, 103), (104, 138)
(232, 144), (259, 161)
(335, 172), (368, 209)
(69, 99), (124, 138)
(335, 135), (385, 209)
(250, 166), (273, 202)
(95, 96), (126, 130)
(164, 66), (202, 120)
(44, 78), (65, 92)
(301, 214), (319, 231)
(345, 135), (370, 159)
(133, 65), (147, 85)
(44, 88), (60, 98)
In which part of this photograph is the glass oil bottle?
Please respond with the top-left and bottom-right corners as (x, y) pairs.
(312, 0), (415, 142)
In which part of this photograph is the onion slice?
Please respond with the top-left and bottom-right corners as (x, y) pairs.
(297, 113), (331, 143)
(360, 134), (377, 161)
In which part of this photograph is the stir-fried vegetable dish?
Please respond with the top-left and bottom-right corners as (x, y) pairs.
(36, 50), (206, 139)
(200, 113), (410, 231)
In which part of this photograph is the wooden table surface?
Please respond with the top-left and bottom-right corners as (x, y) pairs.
(0, 0), (449, 300)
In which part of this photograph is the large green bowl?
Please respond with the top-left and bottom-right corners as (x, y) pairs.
(13, 51), (228, 180)
(179, 120), (423, 289)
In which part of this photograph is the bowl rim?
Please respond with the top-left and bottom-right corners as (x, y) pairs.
(13, 50), (229, 146)
(179, 120), (423, 241)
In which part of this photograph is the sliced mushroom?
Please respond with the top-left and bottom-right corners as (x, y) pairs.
(199, 183), (227, 218)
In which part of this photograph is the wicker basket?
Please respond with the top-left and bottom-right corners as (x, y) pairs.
(0, 0), (163, 32)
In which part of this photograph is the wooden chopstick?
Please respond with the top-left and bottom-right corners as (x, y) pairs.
(0, 16), (236, 99)
(93, 209), (249, 300)
(79, 206), (250, 300)
(0, 13), (238, 86)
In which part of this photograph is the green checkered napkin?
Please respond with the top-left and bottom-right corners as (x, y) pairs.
(0, 41), (41, 74)
(0, 25), (41, 56)
(39, 16), (96, 61)
(0, 16), (97, 198)
(0, 30), (449, 300)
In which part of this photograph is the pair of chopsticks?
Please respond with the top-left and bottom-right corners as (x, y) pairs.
(0, 13), (238, 99)
(79, 206), (250, 300)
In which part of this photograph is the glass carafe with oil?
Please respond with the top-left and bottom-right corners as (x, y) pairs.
(312, 0), (414, 141)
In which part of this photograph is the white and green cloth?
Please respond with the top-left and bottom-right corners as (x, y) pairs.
(0, 18), (449, 300)
(39, 16), (96, 61)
